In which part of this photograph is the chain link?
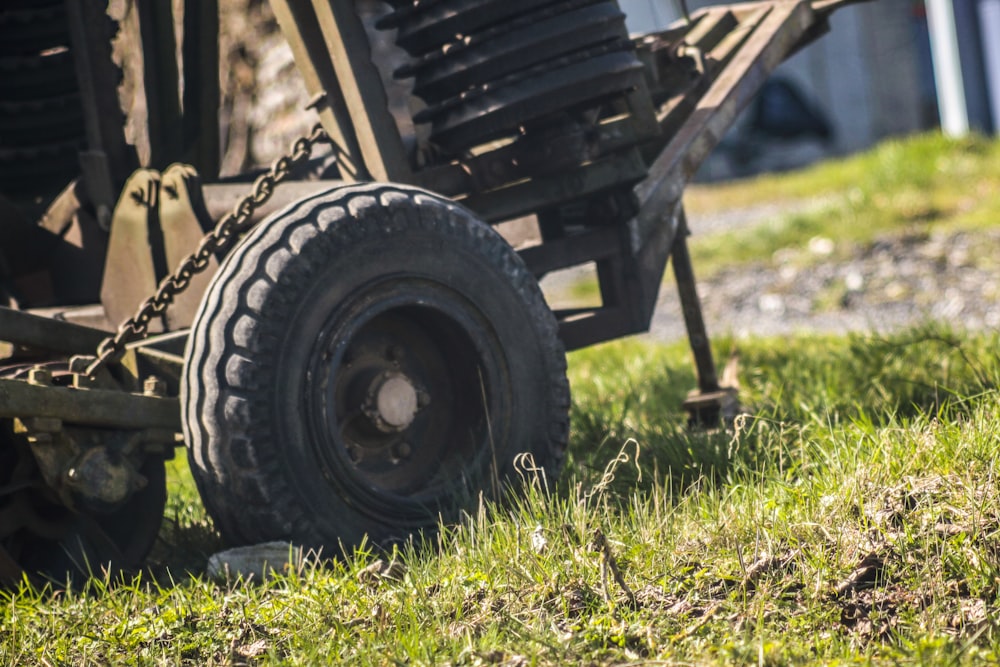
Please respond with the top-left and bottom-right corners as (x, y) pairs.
(85, 124), (330, 377)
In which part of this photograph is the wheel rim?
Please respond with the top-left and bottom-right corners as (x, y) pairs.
(303, 277), (510, 526)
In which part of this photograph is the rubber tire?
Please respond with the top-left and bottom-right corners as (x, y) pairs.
(182, 182), (569, 552)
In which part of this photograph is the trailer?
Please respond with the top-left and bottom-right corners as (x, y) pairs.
(0, 0), (864, 583)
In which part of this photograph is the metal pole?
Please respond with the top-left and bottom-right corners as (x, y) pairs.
(670, 209), (719, 395)
(926, 0), (970, 136)
(979, 0), (1000, 132)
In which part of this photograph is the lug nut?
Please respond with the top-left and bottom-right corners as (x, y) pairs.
(27, 367), (52, 386)
(392, 442), (412, 463)
(143, 375), (167, 397)
(416, 390), (431, 408)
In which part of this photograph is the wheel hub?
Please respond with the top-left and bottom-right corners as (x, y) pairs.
(364, 371), (421, 433)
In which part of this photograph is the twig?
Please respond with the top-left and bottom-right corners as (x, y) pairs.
(590, 528), (637, 608)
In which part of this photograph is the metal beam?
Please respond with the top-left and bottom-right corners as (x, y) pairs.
(269, 0), (368, 181)
(182, 0), (221, 178)
(0, 379), (179, 430)
(926, 0), (971, 136)
(135, 0), (184, 167)
(670, 211), (718, 394)
(64, 0), (137, 222)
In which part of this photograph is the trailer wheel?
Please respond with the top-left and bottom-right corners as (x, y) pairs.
(0, 426), (166, 586)
(182, 182), (569, 551)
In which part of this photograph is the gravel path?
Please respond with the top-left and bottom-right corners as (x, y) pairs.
(646, 209), (1000, 342)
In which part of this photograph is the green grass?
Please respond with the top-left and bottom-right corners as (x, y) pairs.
(4, 325), (1000, 665)
(685, 132), (1000, 276)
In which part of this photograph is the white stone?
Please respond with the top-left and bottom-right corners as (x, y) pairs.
(206, 541), (306, 581)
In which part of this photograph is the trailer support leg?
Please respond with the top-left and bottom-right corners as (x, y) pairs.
(671, 209), (738, 426)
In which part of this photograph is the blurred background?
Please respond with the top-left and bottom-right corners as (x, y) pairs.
(621, 0), (1000, 180)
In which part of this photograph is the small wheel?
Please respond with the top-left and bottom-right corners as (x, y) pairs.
(182, 182), (569, 551)
(0, 424), (166, 586)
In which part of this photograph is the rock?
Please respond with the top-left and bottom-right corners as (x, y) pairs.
(206, 541), (306, 581)
(357, 558), (407, 583)
(808, 236), (835, 256)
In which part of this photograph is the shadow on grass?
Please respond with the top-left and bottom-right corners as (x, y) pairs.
(564, 323), (1000, 502)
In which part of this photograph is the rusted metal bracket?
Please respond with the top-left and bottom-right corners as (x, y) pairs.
(18, 415), (175, 512)
(100, 164), (217, 332)
(159, 165), (219, 329)
(100, 169), (162, 330)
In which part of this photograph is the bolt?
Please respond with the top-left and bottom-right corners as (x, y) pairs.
(143, 375), (167, 397)
(347, 446), (361, 464)
(27, 367), (51, 386)
(392, 442), (412, 462)
(386, 345), (404, 362)
(416, 390), (431, 409)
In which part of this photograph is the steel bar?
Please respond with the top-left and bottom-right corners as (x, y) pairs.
(0, 378), (179, 430)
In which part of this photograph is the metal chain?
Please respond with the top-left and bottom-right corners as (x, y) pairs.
(85, 124), (330, 377)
